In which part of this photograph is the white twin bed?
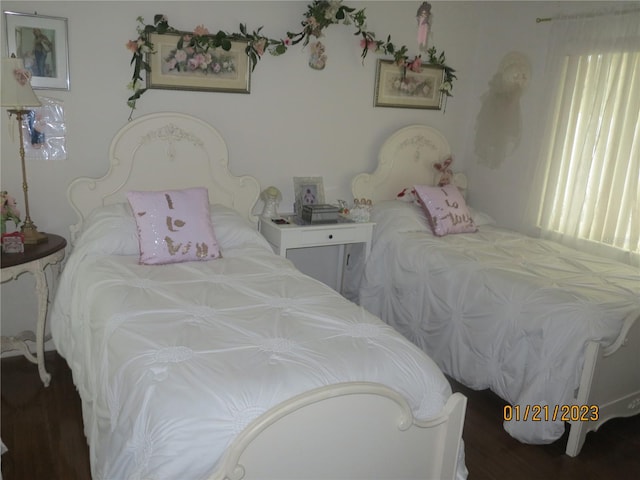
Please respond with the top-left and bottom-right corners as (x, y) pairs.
(50, 113), (468, 480)
(349, 124), (640, 457)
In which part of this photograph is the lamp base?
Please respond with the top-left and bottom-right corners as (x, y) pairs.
(21, 223), (48, 244)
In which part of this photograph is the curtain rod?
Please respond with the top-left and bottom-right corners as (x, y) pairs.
(536, 6), (640, 23)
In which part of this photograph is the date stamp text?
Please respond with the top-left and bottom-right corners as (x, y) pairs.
(503, 404), (599, 422)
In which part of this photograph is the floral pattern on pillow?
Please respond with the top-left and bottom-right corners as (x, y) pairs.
(413, 184), (477, 236)
(127, 187), (221, 265)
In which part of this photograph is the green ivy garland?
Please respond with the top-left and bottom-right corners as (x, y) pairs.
(126, 1), (456, 118)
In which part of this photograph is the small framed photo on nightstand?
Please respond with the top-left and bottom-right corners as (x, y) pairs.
(293, 176), (325, 215)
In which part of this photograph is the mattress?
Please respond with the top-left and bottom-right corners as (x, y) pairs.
(355, 201), (640, 444)
(50, 203), (459, 479)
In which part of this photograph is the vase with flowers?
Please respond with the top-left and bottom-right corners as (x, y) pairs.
(1, 191), (21, 235)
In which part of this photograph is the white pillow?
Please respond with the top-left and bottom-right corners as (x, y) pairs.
(371, 200), (496, 237)
(370, 201), (430, 234)
(73, 203), (139, 255)
(467, 206), (496, 226)
(74, 203), (271, 256)
(209, 204), (272, 251)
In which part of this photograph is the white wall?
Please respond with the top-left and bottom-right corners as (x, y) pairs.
(0, 1), (617, 348)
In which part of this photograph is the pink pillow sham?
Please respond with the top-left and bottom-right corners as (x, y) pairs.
(413, 184), (477, 236)
(127, 187), (221, 265)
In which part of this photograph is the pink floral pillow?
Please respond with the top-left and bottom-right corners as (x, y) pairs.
(127, 187), (221, 265)
(413, 184), (477, 236)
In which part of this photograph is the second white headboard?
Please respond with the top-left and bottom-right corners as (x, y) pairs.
(352, 125), (467, 202)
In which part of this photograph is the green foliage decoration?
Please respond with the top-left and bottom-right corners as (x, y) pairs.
(126, 2), (457, 118)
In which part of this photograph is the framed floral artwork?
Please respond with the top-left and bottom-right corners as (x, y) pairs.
(146, 32), (251, 94)
(374, 59), (444, 110)
(4, 11), (70, 90)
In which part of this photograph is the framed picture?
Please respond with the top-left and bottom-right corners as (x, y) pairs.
(4, 11), (70, 90)
(374, 59), (444, 110)
(293, 177), (325, 214)
(147, 32), (251, 94)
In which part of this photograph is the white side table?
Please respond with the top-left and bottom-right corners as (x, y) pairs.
(1, 234), (66, 387)
(259, 216), (374, 292)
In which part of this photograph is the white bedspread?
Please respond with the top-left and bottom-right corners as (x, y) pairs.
(50, 204), (461, 480)
(356, 201), (640, 445)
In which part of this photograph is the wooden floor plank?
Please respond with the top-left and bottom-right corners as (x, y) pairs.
(2, 352), (639, 479)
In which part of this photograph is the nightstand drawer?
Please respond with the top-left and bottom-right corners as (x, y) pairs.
(296, 226), (363, 246)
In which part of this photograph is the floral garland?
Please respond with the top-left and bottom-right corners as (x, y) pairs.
(126, 1), (456, 118)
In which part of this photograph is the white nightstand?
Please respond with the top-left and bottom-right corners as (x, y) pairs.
(259, 216), (374, 293)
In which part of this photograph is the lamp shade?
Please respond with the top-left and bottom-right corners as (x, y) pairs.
(1, 56), (41, 109)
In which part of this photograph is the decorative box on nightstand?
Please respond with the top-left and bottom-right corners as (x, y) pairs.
(258, 215), (374, 293)
(300, 204), (340, 223)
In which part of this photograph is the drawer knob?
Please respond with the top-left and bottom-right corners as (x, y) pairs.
(328, 234), (333, 239)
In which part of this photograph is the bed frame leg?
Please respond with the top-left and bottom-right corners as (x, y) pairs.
(565, 423), (587, 457)
(567, 314), (640, 456)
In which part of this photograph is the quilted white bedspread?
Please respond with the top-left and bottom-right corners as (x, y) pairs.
(50, 204), (460, 480)
(356, 201), (640, 445)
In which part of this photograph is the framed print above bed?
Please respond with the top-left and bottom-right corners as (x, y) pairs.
(146, 32), (251, 94)
(374, 59), (444, 110)
(4, 11), (70, 90)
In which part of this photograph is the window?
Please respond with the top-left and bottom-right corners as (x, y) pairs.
(535, 10), (639, 264)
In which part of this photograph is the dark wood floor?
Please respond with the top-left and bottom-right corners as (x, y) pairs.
(2, 352), (639, 479)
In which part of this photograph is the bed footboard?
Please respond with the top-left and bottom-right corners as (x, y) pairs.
(213, 382), (467, 480)
(567, 313), (640, 456)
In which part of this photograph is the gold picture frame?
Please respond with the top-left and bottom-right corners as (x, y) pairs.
(374, 59), (444, 110)
(147, 32), (251, 94)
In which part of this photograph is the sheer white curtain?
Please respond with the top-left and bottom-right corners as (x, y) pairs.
(531, 8), (640, 266)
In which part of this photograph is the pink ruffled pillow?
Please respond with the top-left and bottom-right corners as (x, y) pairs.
(413, 184), (477, 236)
(127, 187), (221, 265)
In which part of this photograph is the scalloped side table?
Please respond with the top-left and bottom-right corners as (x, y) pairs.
(1, 234), (66, 387)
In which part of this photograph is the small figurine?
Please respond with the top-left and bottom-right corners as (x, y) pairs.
(337, 200), (350, 216)
(416, 2), (432, 49)
(261, 186), (282, 219)
(351, 198), (372, 222)
(308, 41), (327, 70)
(434, 156), (453, 186)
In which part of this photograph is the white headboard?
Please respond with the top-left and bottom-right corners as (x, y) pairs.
(351, 125), (467, 203)
(67, 112), (260, 245)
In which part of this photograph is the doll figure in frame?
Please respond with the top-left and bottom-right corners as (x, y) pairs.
(303, 186), (317, 205)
